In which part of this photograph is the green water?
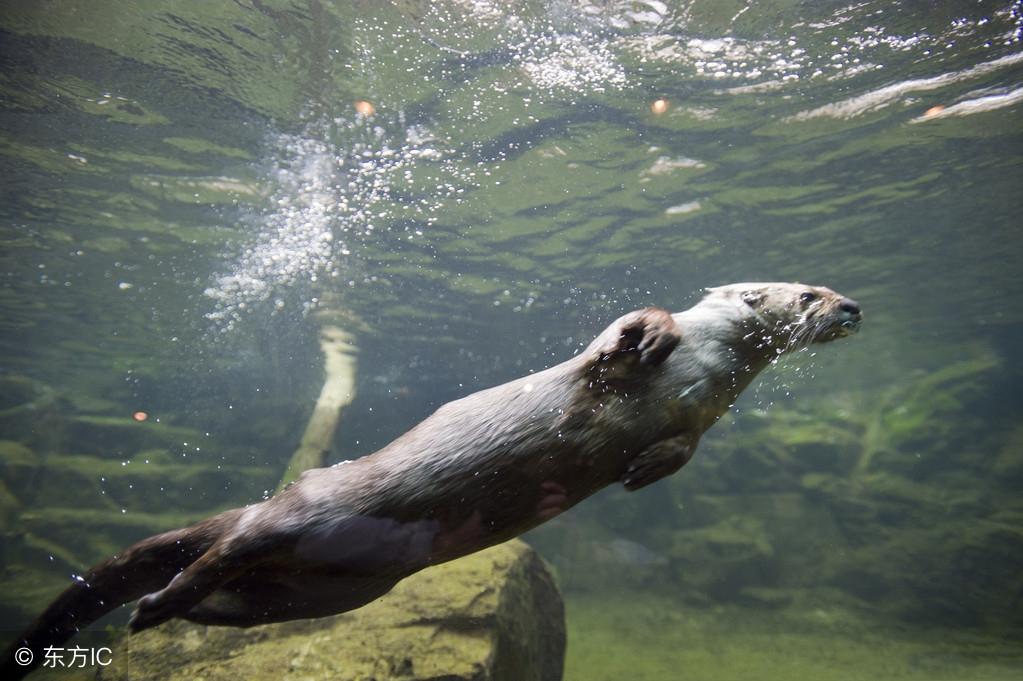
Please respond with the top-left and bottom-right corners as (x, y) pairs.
(2, 1), (1021, 679)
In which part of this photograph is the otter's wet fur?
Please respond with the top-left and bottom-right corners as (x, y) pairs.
(3, 282), (860, 679)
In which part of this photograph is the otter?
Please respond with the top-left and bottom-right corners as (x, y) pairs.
(3, 282), (860, 679)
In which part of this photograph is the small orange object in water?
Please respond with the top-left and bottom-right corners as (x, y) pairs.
(650, 98), (669, 115)
(132, 411), (148, 422)
(354, 100), (375, 116)
(923, 105), (945, 118)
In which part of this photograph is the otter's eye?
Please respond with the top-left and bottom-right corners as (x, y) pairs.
(799, 291), (817, 304)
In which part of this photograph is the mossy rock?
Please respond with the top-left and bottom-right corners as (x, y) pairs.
(0, 440), (36, 464)
(671, 492), (741, 528)
(864, 352), (1001, 478)
(0, 441), (40, 506)
(734, 586), (793, 609)
(801, 471), (987, 543)
(0, 478), (20, 525)
(809, 505), (1023, 630)
(765, 417), (861, 476)
(526, 522), (672, 595)
(718, 447), (796, 492)
(991, 425), (1023, 489)
(799, 473), (879, 540)
(667, 515), (777, 601)
(99, 540), (565, 681)
(0, 376), (61, 448)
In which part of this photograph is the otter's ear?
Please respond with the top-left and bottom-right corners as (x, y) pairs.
(740, 290), (765, 308)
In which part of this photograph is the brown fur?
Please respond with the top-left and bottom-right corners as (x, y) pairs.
(3, 282), (860, 679)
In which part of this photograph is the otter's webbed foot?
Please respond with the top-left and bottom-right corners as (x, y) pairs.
(128, 592), (176, 634)
(128, 546), (244, 633)
(586, 308), (682, 385)
(622, 433), (699, 491)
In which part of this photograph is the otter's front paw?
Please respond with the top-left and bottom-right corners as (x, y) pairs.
(588, 308), (682, 382)
(632, 308), (683, 366)
(622, 433), (699, 491)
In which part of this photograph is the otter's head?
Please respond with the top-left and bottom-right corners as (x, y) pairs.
(707, 282), (862, 348)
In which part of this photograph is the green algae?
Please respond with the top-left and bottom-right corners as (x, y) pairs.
(564, 591), (1023, 681)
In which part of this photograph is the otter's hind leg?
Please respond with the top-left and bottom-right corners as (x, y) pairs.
(183, 573), (402, 627)
(128, 540), (252, 633)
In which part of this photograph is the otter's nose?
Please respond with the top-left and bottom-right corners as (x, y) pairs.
(838, 297), (861, 317)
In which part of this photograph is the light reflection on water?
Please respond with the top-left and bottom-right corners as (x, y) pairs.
(194, 0), (1023, 342)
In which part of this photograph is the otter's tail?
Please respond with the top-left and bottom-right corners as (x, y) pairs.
(1, 510), (239, 680)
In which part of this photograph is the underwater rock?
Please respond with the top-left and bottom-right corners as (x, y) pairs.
(667, 515), (778, 602)
(991, 425), (1023, 489)
(0, 376), (61, 451)
(760, 413), (861, 476)
(734, 586), (793, 609)
(0, 441), (37, 506)
(825, 513), (1023, 630)
(858, 352), (1001, 479)
(800, 468), (1023, 629)
(99, 540), (565, 681)
(799, 473), (880, 543)
(715, 446), (792, 492)
(528, 522), (674, 594)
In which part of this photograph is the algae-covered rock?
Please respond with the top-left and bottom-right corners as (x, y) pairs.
(0, 440), (38, 505)
(527, 521), (672, 595)
(734, 586), (793, 609)
(759, 411), (862, 476)
(667, 515), (777, 601)
(99, 540), (565, 681)
(992, 425), (1023, 489)
(0, 376), (62, 451)
(823, 511), (1023, 629)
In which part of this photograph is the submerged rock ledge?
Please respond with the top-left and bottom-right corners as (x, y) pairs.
(99, 540), (564, 681)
